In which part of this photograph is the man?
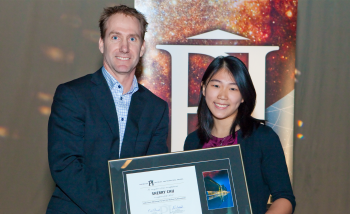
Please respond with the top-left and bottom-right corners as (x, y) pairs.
(46, 5), (169, 214)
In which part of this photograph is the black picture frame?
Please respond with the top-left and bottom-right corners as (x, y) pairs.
(108, 145), (252, 214)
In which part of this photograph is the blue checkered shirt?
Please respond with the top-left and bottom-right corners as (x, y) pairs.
(102, 67), (139, 157)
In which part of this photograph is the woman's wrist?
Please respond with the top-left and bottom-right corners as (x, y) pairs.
(265, 198), (293, 214)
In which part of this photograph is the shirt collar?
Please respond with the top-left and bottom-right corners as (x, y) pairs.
(102, 66), (139, 94)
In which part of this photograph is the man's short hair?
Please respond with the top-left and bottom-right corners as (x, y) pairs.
(99, 5), (148, 41)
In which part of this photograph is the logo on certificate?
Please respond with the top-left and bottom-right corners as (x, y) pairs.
(148, 180), (154, 186)
(202, 169), (234, 210)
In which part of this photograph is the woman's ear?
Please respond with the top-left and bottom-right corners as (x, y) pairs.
(201, 82), (206, 96)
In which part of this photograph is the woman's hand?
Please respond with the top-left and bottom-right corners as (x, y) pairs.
(266, 198), (293, 214)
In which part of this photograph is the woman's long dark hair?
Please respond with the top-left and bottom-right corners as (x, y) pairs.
(197, 56), (265, 142)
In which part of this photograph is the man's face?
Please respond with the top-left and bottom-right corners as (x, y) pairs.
(99, 13), (145, 77)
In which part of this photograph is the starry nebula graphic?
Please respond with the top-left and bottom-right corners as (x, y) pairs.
(136, 0), (298, 132)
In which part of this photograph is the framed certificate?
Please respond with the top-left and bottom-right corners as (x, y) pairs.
(108, 145), (252, 214)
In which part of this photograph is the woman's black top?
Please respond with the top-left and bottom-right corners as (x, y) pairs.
(184, 124), (296, 214)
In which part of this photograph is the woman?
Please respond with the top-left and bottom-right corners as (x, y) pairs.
(184, 56), (295, 214)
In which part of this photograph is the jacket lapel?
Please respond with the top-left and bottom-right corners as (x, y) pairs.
(90, 69), (120, 155)
(120, 85), (146, 158)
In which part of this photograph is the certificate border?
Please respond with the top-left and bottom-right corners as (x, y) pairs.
(108, 161), (115, 214)
(124, 165), (200, 214)
(108, 144), (252, 214)
(121, 159), (238, 214)
(238, 144), (252, 214)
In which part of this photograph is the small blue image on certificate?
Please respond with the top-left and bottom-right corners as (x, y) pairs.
(202, 169), (234, 210)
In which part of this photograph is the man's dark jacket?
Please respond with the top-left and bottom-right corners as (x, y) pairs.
(46, 68), (169, 214)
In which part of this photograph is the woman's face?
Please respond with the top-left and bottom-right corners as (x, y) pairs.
(203, 68), (244, 123)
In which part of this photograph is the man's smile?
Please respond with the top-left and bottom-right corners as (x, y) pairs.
(116, 56), (130, 60)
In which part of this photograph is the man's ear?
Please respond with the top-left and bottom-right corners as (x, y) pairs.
(98, 37), (104, 54)
(140, 40), (146, 57)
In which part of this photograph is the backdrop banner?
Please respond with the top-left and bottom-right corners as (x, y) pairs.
(135, 0), (297, 178)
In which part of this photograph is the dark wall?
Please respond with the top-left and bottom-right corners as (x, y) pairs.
(0, 0), (133, 213)
(294, 0), (350, 213)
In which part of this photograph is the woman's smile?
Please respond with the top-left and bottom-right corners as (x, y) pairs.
(214, 102), (229, 109)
